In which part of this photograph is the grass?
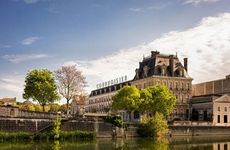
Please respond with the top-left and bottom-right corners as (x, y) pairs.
(0, 130), (96, 142)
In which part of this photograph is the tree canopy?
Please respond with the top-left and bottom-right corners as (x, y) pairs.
(112, 84), (176, 117)
(140, 84), (176, 117)
(112, 85), (140, 112)
(54, 65), (86, 115)
(23, 69), (60, 111)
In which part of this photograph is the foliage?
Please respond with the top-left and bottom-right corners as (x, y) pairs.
(139, 84), (176, 117)
(0, 132), (31, 142)
(23, 69), (60, 111)
(53, 115), (61, 140)
(138, 112), (168, 137)
(59, 104), (67, 113)
(34, 104), (43, 112)
(49, 104), (61, 113)
(54, 65), (86, 116)
(103, 116), (125, 128)
(112, 85), (140, 112)
(59, 131), (96, 140)
(20, 104), (35, 111)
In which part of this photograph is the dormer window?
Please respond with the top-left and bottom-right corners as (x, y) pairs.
(143, 66), (148, 77)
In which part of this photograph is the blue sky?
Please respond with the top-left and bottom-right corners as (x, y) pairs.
(0, 0), (230, 102)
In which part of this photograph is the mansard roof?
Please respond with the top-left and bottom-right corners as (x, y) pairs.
(134, 51), (190, 80)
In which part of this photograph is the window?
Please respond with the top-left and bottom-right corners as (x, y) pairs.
(225, 107), (227, 112)
(224, 144), (228, 150)
(218, 107), (220, 111)
(224, 115), (228, 123)
(218, 115), (220, 123)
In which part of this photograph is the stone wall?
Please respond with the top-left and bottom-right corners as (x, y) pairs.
(0, 118), (52, 132)
(192, 76), (230, 96)
(0, 106), (57, 119)
(170, 125), (230, 136)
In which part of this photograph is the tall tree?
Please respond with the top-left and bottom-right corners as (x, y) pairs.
(112, 85), (140, 121)
(54, 65), (86, 115)
(140, 84), (176, 117)
(23, 69), (60, 112)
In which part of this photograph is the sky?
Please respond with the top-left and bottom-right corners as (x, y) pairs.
(0, 0), (230, 103)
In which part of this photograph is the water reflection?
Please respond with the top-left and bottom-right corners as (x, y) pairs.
(1, 136), (230, 149)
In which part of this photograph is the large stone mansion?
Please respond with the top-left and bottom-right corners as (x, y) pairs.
(85, 51), (193, 121)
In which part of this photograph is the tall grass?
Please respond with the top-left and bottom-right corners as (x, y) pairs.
(0, 132), (31, 142)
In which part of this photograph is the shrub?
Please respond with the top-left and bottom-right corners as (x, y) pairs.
(138, 112), (168, 137)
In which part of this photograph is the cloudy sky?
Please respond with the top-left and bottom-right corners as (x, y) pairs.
(0, 0), (230, 102)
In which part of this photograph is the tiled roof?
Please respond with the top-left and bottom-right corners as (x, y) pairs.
(0, 97), (16, 103)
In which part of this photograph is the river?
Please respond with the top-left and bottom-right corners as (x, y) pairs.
(1, 135), (230, 149)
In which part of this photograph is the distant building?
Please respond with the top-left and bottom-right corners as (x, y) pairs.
(190, 75), (230, 126)
(131, 51), (192, 120)
(86, 51), (193, 121)
(191, 94), (230, 126)
(192, 75), (230, 96)
(0, 97), (16, 106)
(70, 95), (86, 116)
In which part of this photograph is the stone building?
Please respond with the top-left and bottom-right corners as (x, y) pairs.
(191, 94), (230, 126)
(192, 75), (230, 96)
(0, 97), (16, 106)
(85, 81), (131, 113)
(70, 95), (86, 116)
(131, 51), (193, 120)
(86, 51), (193, 121)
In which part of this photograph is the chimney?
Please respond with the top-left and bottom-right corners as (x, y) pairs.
(184, 58), (188, 72)
(151, 51), (160, 58)
(169, 55), (174, 77)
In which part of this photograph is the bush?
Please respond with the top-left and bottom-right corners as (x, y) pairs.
(137, 112), (168, 137)
(0, 132), (31, 142)
(103, 116), (125, 128)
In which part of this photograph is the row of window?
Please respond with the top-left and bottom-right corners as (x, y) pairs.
(88, 96), (112, 104)
(217, 115), (228, 123)
(217, 106), (230, 112)
(136, 81), (190, 91)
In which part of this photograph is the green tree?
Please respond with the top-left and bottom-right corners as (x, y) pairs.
(140, 84), (176, 117)
(112, 85), (140, 112)
(23, 69), (60, 112)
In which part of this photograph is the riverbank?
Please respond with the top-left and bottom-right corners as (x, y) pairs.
(0, 130), (95, 142)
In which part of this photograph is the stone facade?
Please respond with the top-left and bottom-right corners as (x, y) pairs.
(85, 81), (131, 113)
(86, 51), (193, 121)
(70, 95), (86, 116)
(192, 75), (230, 96)
(131, 51), (192, 120)
(191, 95), (230, 126)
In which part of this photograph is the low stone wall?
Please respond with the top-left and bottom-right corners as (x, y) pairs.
(0, 117), (138, 137)
(170, 125), (230, 136)
(0, 118), (52, 132)
(0, 106), (58, 119)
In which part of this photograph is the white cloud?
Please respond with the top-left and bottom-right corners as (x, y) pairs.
(0, 74), (24, 101)
(183, 0), (221, 5)
(21, 37), (40, 45)
(129, 8), (143, 12)
(148, 2), (172, 10)
(2, 54), (49, 63)
(64, 13), (230, 91)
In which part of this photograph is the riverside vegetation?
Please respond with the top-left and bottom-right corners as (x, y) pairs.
(112, 84), (176, 137)
(0, 116), (95, 142)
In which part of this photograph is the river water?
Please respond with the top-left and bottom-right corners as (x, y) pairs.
(1, 136), (230, 150)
